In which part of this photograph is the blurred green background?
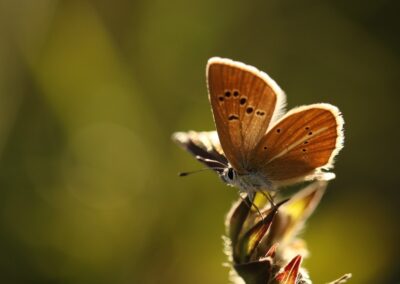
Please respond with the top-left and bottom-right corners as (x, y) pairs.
(0, 0), (399, 283)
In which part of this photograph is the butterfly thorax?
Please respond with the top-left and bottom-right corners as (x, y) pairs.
(221, 166), (273, 193)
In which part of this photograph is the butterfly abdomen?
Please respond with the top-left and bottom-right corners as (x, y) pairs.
(234, 171), (273, 192)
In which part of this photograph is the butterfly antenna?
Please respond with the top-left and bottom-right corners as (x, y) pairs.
(178, 167), (225, 177)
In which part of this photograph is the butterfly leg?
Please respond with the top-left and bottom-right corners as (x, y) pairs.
(260, 190), (276, 208)
(239, 192), (264, 221)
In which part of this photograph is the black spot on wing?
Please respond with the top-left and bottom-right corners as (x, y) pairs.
(228, 114), (239, 121)
(256, 110), (265, 116)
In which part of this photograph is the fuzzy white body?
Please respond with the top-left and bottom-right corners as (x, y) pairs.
(220, 166), (273, 198)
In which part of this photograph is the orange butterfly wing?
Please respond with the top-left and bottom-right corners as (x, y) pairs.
(249, 104), (344, 184)
(207, 57), (286, 173)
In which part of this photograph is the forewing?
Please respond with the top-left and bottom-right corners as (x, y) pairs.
(250, 104), (344, 183)
(207, 57), (286, 173)
(172, 131), (228, 170)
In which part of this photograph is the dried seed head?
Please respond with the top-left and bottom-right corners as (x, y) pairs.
(224, 181), (352, 284)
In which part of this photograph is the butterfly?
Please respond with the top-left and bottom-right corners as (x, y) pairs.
(173, 57), (344, 201)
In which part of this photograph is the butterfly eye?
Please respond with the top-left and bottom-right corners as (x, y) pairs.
(227, 168), (234, 180)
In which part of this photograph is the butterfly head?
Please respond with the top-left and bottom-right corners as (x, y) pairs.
(220, 166), (274, 193)
(221, 167), (237, 186)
